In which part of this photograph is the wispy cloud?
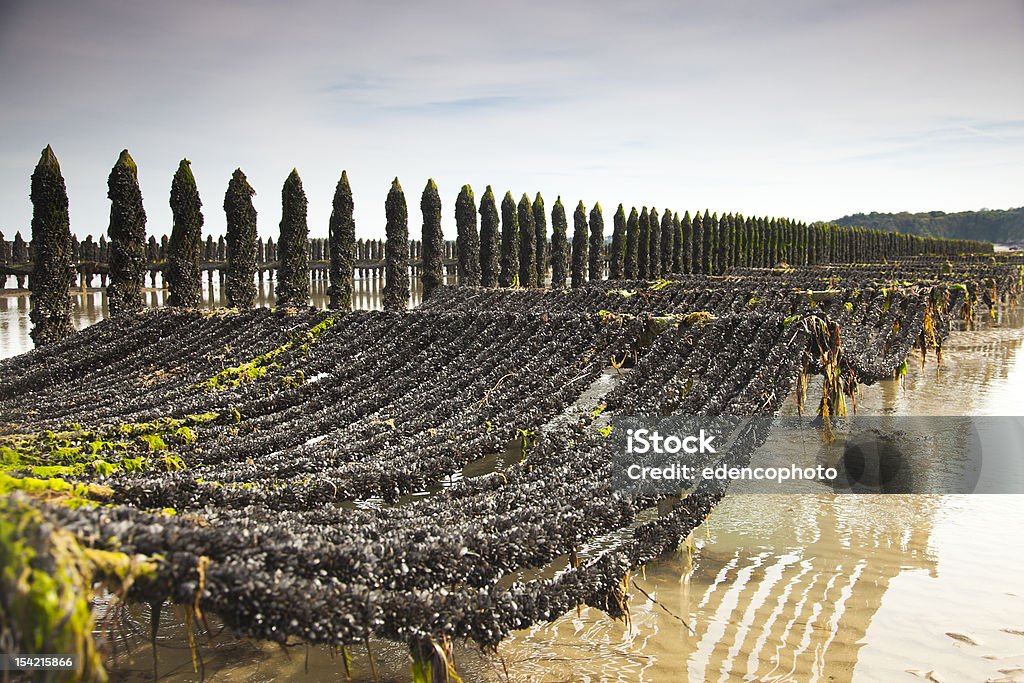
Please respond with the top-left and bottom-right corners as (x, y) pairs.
(403, 95), (532, 113)
(839, 118), (1024, 163)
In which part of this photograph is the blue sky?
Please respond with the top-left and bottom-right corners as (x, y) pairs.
(0, 0), (1021, 241)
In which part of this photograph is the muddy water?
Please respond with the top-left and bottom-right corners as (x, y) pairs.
(2, 294), (1023, 681)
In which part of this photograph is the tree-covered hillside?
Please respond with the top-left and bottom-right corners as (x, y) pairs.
(833, 207), (1023, 245)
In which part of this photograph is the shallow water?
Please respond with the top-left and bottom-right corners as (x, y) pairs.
(497, 493), (1024, 683)
(491, 306), (1024, 683)
(2, 290), (1023, 682)
(0, 273), (442, 360)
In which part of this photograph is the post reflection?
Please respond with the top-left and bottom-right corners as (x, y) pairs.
(497, 493), (938, 683)
(0, 268), (461, 358)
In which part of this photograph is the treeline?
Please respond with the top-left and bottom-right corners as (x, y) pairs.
(833, 207), (1024, 245)
(10, 146), (993, 347)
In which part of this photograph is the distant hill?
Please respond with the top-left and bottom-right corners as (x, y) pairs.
(832, 207), (1024, 246)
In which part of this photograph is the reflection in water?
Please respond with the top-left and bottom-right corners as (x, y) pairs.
(0, 273), (452, 360)
(501, 495), (1024, 683)
(501, 494), (940, 683)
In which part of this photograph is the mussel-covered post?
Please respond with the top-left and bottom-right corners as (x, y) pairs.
(166, 159), (204, 307)
(753, 217), (763, 267)
(498, 191), (518, 287)
(712, 213), (724, 274)
(571, 200), (588, 287)
(648, 207), (661, 278)
(12, 232), (28, 264)
(224, 169), (257, 308)
(769, 218), (780, 265)
(661, 210), (675, 274)
(702, 210), (715, 274)
(715, 213), (730, 275)
(637, 207), (650, 278)
(106, 149), (147, 316)
(671, 212), (682, 274)
(588, 202), (604, 281)
(550, 197), (569, 288)
(383, 177), (410, 310)
(609, 204), (625, 279)
(750, 216), (760, 268)
(533, 192), (547, 287)
(691, 211), (703, 274)
(28, 145), (74, 346)
(624, 207), (638, 278)
(455, 184), (480, 286)
(732, 213), (745, 269)
(478, 186), (499, 287)
(421, 179), (444, 300)
(275, 169), (310, 308)
(517, 193), (535, 287)
(328, 170), (355, 309)
(757, 217), (767, 267)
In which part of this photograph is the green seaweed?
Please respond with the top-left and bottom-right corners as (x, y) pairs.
(196, 318), (335, 392)
(139, 434), (167, 452)
(0, 497), (160, 682)
(0, 473), (112, 505)
(175, 426), (197, 444)
(0, 413), (215, 480)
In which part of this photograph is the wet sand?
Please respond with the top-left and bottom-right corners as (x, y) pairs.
(493, 494), (1024, 683)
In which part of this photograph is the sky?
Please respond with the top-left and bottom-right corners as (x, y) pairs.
(0, 0), (1021, 241)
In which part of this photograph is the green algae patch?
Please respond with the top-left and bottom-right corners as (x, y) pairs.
(0, 413), (217, 480)
(0, 473), (113, 506)
(281, 370), (306, 389)
(0, 496), (160, 682)
(162, 454), (186, 472)
(29, 464), (82, 478)
(175, 426), (197, 444)
(198, 357), (274, 392)
(196, 317), (335, 392)
(139, 433), (167, 452)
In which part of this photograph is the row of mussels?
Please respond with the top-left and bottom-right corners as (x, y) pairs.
(8, 306), (805, 650)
